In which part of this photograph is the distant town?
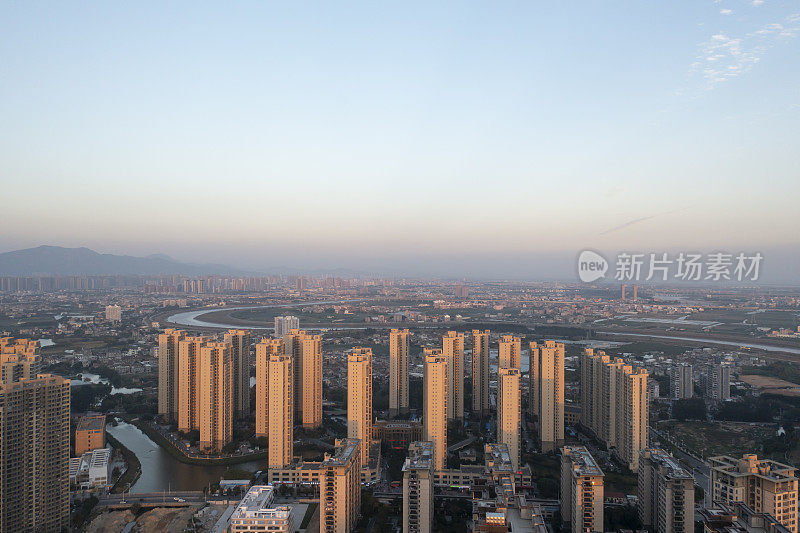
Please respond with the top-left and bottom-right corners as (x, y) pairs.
(1, 273), (799, 532)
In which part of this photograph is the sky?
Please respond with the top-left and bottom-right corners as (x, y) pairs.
(1, 1), (799, 280)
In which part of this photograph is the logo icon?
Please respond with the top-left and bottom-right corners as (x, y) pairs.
(578, 250), (608, 282)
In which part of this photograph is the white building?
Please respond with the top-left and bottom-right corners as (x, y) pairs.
(671, 363), (693, 399)
(274, 315), (299, 337)
(69, 448), (111, 490)
(229, 485), (294, 533)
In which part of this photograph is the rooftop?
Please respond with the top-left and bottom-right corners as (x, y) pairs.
(564, 445), (604, 477)
(404, 441), (434, 471)
(77, 414), (106, 432)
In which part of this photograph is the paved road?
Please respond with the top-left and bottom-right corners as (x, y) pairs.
(447, 436), (477, 453)
(99, 491), (205, 507)
(649, 427), (710, 495)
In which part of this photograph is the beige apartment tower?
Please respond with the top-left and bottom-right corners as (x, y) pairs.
(158, 328), (186, 422)
(638, 448), (694, 533)
(268, 352), (294, 468)
(0, 337), (41, 384)
(0, 374), (70, 533)
(561, 445), (604, 533)
(177, 335), (210, 432)
(389, 328), (410, 417)
(320, 439), (362, 533)
(530, 340), (565, 452)
(255, 338), (283, 438)
(498, 335), (521, 370)
(442, 331), (464, 420)
(198, 342), (233, 452)
(403, 441), (434, 533)
(580, 348), (649, 472)
(709, 454), (798, 533)
(471, 330), (490, 417)
(497, 367), (521, 470)
(284, 329), (323, 429)
(224, 329), (251, 418)
(348, 347), (373, 471)
(423, 348), (448, 471)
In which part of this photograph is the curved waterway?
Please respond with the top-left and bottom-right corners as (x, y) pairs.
(106, 420), (263, 493)
(166, 299), (365, 329)
(599, 332), (800, 354)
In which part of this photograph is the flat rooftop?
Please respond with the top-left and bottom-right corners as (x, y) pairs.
(565, 446), (604, 477)
(77, 414), (106, 431)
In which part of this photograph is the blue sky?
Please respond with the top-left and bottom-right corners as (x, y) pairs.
(1, 1), (798, 279)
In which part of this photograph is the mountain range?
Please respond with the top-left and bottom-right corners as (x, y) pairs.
(0, 246), (246, 276)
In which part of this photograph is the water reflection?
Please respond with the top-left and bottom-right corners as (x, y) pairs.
(107, 420), (263, 493)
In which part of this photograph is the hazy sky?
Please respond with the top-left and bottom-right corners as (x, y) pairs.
(1, 2), (798, 278)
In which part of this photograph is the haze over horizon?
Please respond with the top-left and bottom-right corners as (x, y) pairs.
(2, 2), (799, 281)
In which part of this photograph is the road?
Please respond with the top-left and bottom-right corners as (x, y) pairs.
(98, 491), (205, 507)
(649, 427), (710, 495)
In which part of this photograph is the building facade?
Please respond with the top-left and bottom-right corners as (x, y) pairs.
(267, 352), (294, 467)
(223, 329), (251, 418)
(198, 342), (233, 452)
(0, 374), (70, 533)
(255, 337), (283, 438)
(75, 414), (106, 456)
(638, 448), (695, 533)
(709, 454), (798, 533)
(348, 347), (373, 471)
(561, 445), (604, 533)
(442, 331), (464, 421)
(671, 363), (693, 400)
(158, 328), (186, 422)
(498, 335), (521, 370)
(472, 329), (490, 417)
(403, 441), (434, 533)
(530, 340), (565, 453)
(423, 348), (448, 471)
(389, 328), (410, 417)
(320, 439), (362, 533)
(498, 367), (521, 471)
(283, 329), (322, 429)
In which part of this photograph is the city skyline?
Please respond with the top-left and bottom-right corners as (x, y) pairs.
(1, 2), (798, 282)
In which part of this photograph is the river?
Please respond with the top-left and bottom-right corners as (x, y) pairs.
(106, 420), (263, 493)
(599, 332), (800, 355)
(166, 299), (366, 329)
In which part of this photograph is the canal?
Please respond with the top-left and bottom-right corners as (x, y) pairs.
(106, 420), (264, 493)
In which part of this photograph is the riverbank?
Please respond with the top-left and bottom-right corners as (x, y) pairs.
(107, 431), (141, 493)
(123, 416), (267, 466)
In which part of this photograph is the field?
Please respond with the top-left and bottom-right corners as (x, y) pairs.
(657, 420), (777, 458)
(740, 374), (800, 397)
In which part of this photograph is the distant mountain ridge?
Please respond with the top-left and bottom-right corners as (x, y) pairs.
(0, 246), (246, 276)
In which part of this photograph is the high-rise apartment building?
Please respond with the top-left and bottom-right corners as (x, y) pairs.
(0, 374), (70, 532)
(580, 348), (649, 472)
(389, 328), (410, 417)
(177, 335), (210, 432)
(105, 304), (122, 322)
(255, 337), (283, 438)
(267, 352), (293, 468)
(709, 364), (731, 401)
(224, 329), (251, 418)
(530, 340), (565, 452)
(158, 328), (186, 422)
(561, 445), (604, 533)
(320, 439), (362, 533)
(423, 348), (447, 471)
(671, 363), (693, 399)
(348, 347), (373, 471)
(498, 335), (521, 370)
(638, 448), (694, 533)
(472, 330), (490, 417)
(283, 329), (322, 429)
(497, 367), (521, 470)
(0, 337), (41, 384)
(442, 331), (464, 420)
(709, 454), (798, 533)
(403, 441), (434, 533)
(198, 342), (233, 452)
(274, 315), (300, 337)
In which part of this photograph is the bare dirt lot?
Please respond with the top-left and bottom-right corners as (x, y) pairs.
(740, 374), (800, 397)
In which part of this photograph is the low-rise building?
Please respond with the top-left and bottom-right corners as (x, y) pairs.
(75, 414), (106, 455)
(228, 485), (294, 533)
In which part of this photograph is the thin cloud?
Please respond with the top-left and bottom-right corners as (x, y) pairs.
(598, 208), (689, 236)
(720, 8), (733, 15)
(689, 12), (800, 91)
